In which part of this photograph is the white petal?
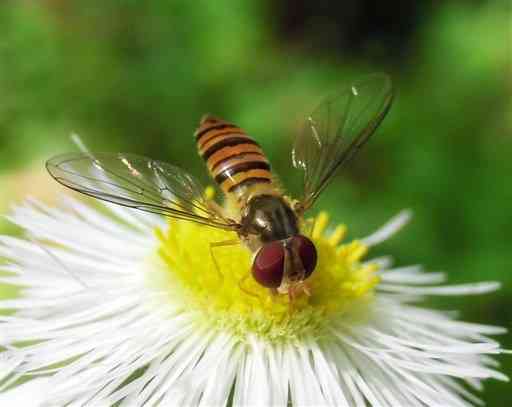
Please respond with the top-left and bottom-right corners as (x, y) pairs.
(0, 198), (507, 406)
(378, 281), (501, 296)
(360, 209), (412, 246)
(0, 378), (50, 407)
(380, 265), (446, 285)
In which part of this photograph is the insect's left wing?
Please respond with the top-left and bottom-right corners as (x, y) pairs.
(292, 73), (393, 212)
(46, 152), (239, 230)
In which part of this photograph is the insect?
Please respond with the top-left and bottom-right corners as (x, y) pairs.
(46, 74), (393, 301)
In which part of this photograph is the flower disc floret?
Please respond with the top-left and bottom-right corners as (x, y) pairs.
(154, 212), (379, 342)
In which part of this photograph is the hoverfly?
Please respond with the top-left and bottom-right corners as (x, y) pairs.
(46, 74), (393, 300)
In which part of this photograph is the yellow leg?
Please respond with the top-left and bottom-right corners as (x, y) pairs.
(209, 239), (240, 282)
(207, 199), (226, 217)
(287, 289), (297, 314)
(239, 273), (265, 307)
(302, 217), (316, 236)
(269, 287), (279, 299)
(302, 281), (312, 297)
(204, 186), (236, 226)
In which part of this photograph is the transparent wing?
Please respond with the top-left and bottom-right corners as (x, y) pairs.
(46, 152), (240, 230)
(292, 73), (393, 211)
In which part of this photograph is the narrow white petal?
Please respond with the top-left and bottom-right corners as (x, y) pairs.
(310, 341), (350, 406)
(360, 209), (412, 246)
(266, 344), (288, 406)
(380, 265), (446, 285)
(365, 255), (394, 269)
(0, 198), (506, 406)
(378, 281), (501, 295)
(286, 345), (327, 406)
(0, 378), (50, 407)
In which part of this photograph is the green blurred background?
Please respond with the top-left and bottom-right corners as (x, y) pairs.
(0, 0), (510, 403)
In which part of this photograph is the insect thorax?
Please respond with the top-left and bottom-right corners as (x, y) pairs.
(240, 194), (299, 244)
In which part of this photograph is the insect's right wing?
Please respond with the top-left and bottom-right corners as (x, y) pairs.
(46, 152), (240, 230)
(292, 73), (393, 211)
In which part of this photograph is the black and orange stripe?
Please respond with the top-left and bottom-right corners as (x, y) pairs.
(195, 115), (272, 195)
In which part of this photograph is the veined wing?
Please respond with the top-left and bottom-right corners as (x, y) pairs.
(292, 73), (393, 211)
(46, 152), (240, 230)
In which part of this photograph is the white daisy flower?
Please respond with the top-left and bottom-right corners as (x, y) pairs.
(0, 198), (508, 406)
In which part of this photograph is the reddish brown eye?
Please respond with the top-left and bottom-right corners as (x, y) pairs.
(292, 235), (317, 279)
(252, 241), (285, 288)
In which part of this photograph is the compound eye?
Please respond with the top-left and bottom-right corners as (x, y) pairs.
(292, 235), (317, 279)
(252, 241), (285, 288)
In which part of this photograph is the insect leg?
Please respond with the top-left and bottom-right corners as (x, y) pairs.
(302, 217), (316, 237)
(209, 239), (240, 282)
(268, 287), (279, 298)
(204, 185), (229, 217)
(206, 200), (226, 216)
(238, 273), (265, 307)
(302, 281), (312, 296)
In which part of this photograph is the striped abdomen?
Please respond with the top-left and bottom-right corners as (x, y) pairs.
(195, 115), (273, 197)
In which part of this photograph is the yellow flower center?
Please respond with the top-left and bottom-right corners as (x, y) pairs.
(152, 211), (379, 343)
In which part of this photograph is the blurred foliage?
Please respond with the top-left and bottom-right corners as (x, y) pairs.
(0, 0), (510, 403)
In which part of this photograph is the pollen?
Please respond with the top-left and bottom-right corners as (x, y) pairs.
(152, 211), (379, 343)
